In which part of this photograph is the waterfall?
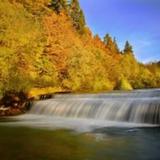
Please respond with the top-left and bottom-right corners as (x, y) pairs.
(29, 89), (160, 125)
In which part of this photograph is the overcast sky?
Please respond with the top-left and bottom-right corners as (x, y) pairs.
(79, 0), (160, 63)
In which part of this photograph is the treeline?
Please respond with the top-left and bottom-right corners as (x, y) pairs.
(0, 0), (160, 96)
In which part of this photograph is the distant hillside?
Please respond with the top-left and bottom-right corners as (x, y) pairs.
(0, 0), (160, 95)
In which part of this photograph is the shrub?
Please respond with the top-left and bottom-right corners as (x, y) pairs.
(115, 77), (133, 91)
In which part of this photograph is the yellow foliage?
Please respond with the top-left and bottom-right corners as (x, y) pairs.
(0, 0), (159, 95)
(116, 77), (133, 91)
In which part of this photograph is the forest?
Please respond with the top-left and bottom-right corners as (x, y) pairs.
(0, 0), (160, 97)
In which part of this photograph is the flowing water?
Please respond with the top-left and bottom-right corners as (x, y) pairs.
(0, 89), (160, 160)
(29, 89), (160, 125)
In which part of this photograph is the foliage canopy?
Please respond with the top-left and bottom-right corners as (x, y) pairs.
(0, 0), (159, 95)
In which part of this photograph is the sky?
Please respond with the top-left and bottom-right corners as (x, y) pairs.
(79, 0), (160, 63)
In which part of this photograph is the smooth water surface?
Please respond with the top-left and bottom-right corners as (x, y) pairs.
(0, 125), (160, 160)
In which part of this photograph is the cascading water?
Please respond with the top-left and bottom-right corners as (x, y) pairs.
(29, 89), (160, 125)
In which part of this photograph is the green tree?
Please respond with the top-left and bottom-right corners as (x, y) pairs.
(69, 0), (86, 33)
(104, 34), (112, 46)
(113, 37), (120, 53)
(50, 0), (67, 14)
(123, 41), (133, 54)
(104, 34), (119, 53)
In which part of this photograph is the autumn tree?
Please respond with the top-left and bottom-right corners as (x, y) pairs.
(0, 0), (159, 96)
(69, 0), (86, 33)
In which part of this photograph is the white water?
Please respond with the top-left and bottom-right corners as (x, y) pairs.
(1, 89), (160, 132)
(29, 89), (160, 125)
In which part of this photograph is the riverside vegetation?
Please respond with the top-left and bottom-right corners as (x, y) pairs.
(0, 0), (160, 114)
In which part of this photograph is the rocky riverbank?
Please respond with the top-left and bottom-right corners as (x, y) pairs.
(0, 92), (31, 117)
(0, 88), (70, 117)
(0, 107), (25, 116)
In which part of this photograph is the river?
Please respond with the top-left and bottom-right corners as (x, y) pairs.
(0, 89), (160, 160)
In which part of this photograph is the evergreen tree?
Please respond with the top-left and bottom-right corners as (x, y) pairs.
(104, 34), (119, 53)
(104, 34), (112, 46)
(123, 41), (133, 54)
(69, 0), (86, 33)
(113, 37), (119, 53)
(50, 0), (67, 14)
